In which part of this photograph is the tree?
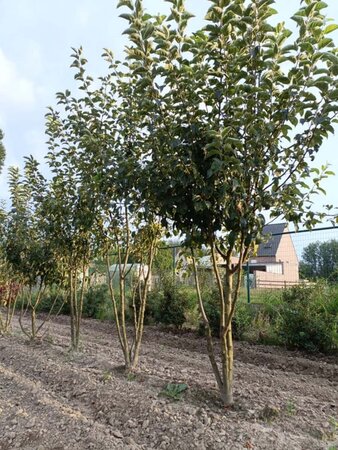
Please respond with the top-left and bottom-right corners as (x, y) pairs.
(0, 129), (5, 175)
(44, 104), (96, 351)
(119, 0), (338, 405)
(0, 207), (20, 335)
(45, 47), (162, 365)
(300, 240), (338, 282)
(4, 160), (63, 340)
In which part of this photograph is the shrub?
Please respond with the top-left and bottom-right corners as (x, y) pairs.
(150, 278), (198, 328)
(154, 287), (186, 328)
(198, 289), (254, 339)
(39, 287), (69, 315)
(16, 286), (69, 315)
(198, 289), (220, 337)
(82, 284), (112, 320)
(277, 283), (338, 354)
(232, 301), (254, 340)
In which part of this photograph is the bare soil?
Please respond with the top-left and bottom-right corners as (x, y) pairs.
(0, 315), (337, 450)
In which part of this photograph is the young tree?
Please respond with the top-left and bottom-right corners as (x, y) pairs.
(46, 48), (162, 365)
(0, 129), (5, 175)
(4, 161), (63, 340)
(0, 208), (20, 335)
(119, 0), (338, 404)
(44, 114), (95, 351)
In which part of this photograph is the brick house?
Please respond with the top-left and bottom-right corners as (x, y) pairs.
(249, 223), (299, 288)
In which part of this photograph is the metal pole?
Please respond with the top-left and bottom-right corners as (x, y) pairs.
(172, 247), (176, 284)
(246, 261), (251, 304)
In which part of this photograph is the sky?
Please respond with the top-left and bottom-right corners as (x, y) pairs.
(1, 0), (338, 218)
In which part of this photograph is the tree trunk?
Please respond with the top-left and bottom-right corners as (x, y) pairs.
(192, 245), (241, 407)
(220, 267), (234, 405)
(131, 243), (155, 370)
(69, 269), (77, 350)
(220, 324), (234, 405)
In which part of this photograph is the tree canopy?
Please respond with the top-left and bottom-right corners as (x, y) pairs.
(117, 0), (338, 405)
(300, 239), (338, 281)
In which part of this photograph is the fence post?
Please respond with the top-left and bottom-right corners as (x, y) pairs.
(172, 247), (176, 284)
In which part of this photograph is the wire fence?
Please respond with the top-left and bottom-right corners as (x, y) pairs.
(152, 225), (338, 303)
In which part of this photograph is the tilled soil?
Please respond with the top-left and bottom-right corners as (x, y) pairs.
(0, 315), (337, 450)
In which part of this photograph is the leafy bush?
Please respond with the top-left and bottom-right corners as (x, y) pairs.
(39, 287), (69, 315)
(277, 283), (338, 354)
(198, 289), (219, 336)
(16, 286), (69, 315)
(198, 289), (254, 339)
(154, 286), (190, 328)
(148, 278), (198, 328)
(232, 301), (254, 340)
(82, 284), (112, 320)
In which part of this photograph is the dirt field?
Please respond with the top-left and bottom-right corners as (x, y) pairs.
(0, 315), (337, 450)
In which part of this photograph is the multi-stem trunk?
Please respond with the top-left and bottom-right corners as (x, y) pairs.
(69, 262), (87, 351)
(19, 283), (46, 341)
(219, 267), (234, 405)
(69, 268), (76, 349)
(130, 242), (156, 370)
(0, 283), (19, 335)
(106, 222), (158, 372)
(192, 245), (244, 406)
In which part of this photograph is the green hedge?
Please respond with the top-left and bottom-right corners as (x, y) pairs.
(277, 283), (338, 353)
(16, 279), (337, 355)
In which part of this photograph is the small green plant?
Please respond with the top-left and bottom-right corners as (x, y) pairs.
(102, 370), (112, 383)
(328, 416), (338, 438)
(159, 383), (188, 401)
(329, 416), (338, 431)
(127, 372), (136, 382)
(286, 399), (297, 416)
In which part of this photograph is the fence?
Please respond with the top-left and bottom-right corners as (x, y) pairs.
(152, 225), (338, 303)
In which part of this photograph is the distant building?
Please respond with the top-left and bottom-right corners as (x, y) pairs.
(249, 223), (299, 288)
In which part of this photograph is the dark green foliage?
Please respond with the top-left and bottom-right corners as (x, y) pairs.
(82, 284), (112, 320)
(153, 243), (174, 274)
(277, 283), (338, 354)
(39, 288), (69, 315)
(153, 282), (196, 329)
(300, 240), (338, 282)
(16, 287), (69, 315)
(198, 289), (220, 337)
(197, 283), (338, 354)
(199, 291), (254, 340)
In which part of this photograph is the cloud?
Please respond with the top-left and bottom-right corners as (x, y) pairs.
(0, 48), (36, 108)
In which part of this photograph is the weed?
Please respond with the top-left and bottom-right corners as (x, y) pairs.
(45, 334), (54, 344)
(329, 416), (338, 433)
(127, 372), (136, 382)
(286, 399), (297, 416)
(102, 370), (112, 383)
(159, 383), (188, 401)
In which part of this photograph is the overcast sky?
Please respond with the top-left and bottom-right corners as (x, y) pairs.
(1, 0), (338, 217)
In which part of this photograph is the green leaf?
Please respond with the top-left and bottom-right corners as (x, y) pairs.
(318, 38), (333, 49)
(117, 0), (133, 10)
(329, 89), (338, 100)
(315, 1), (328, 10)
(324, 24), (338, 35)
